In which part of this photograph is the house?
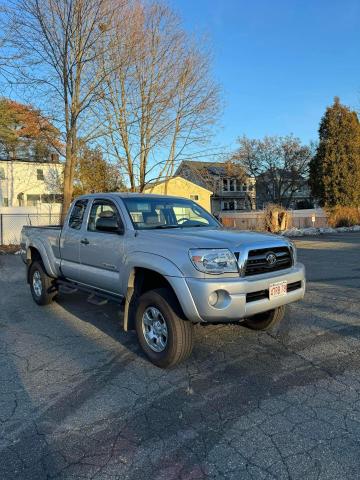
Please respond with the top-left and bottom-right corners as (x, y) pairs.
(0, 156), (63, 207)
(255, 170), (313, 209)
(143, 176), (213, 212)
(175, 160), (256, 215)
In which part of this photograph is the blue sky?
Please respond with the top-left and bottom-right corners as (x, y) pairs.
(169, 0), (360, 149)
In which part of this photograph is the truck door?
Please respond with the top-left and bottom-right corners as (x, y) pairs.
(78, 198), (125, 294)
(60, 198), (89, 281)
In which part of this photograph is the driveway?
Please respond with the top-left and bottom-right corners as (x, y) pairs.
(0, 233), (359, 480)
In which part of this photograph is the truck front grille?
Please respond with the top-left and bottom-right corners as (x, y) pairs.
(245, 246), (292, 276)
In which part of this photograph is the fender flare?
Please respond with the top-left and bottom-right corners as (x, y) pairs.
(26, 239), (58, 279)
(123, 252), (201, 330)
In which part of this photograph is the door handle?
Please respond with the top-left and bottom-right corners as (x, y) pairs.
(80, 238), (89, 245)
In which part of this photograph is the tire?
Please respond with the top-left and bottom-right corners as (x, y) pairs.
(29, 260), (57, 306)
(243, 305), (286, 331)
(135, 288), (194, 368)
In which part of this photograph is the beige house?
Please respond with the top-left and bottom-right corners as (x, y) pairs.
(0, 159), (63, 207)
(175, 160), (256, 215)
(144, 176), (213, 212)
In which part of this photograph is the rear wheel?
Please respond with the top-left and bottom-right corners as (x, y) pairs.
(244, 305), (286, 331)
(29, 261), (57, 305)
(135, 288), (194, 368)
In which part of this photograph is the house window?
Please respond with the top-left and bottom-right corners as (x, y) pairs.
(41, 194), (62, 204)
(242, 184), (247, 192)
(222, 178), (228, 192)
(236, 199), (245, 210)
(27, 194), (41, 206)
(41, 194), (52, 203)
(190, 195), (199, 201)
(37, 169), (44, 181)
(229, 179), (235, 192)
(0, 167), (5, 180)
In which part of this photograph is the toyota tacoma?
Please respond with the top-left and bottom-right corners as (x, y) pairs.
(21, 193), (305, 367)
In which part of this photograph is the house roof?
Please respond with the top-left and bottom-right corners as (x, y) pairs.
(257, 169), (308, 182)
(175, 160), (250, 178)
(175, 160), (230, 176)
(144, 175), (213, 193)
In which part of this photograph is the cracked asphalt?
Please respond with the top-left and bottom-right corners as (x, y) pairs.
(0, 233), (360, 480)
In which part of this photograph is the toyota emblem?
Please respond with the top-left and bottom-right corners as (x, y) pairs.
(266, 252), (277, 265)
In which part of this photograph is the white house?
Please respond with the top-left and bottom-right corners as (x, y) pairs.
(0, 157), (63, 207)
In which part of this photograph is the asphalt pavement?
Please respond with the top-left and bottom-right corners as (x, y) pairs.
(0, 233), (359, 480)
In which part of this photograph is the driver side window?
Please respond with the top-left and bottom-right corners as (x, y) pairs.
(88, 200), (123, 233)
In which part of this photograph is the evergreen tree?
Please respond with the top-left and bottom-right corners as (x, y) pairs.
(310, 97), (360, 206)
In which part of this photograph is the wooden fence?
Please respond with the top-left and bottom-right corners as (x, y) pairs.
(220, 209), (328, 231)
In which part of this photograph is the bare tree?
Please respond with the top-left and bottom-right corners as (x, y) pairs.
(232, 135), (313, 208)
(6, 0), (122, 220)
(0, 6), (21, 82)
(99, 1), (220, 191)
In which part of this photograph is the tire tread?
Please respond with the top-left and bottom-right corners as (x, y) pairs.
(135, 287), (194, 368)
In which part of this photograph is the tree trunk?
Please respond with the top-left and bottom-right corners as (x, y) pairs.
(61, 143), (74, 224)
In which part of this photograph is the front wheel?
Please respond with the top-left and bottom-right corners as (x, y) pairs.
(29, 261), (57, 306)
(243, 305), (286, 331)
(135, 288), (194, 368)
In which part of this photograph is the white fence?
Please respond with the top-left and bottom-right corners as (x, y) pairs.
(0, 206), (62, 245)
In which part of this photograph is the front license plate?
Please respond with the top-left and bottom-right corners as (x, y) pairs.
(269, 281), (287, 300)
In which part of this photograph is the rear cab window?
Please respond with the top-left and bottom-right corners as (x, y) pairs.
(68, 199), (88, 230)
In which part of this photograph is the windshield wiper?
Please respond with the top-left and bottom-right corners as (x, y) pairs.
(152, 224), (180, 229)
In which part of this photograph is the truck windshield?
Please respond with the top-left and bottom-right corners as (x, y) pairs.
(122, 197), (220, 230)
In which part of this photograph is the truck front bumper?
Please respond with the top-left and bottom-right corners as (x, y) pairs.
(168, 263), (305, 323)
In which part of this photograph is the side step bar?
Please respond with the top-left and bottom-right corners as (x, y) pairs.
(87, 294), (108, 306)
(56, 279), (124, 305)
(59, 284), (78, 294)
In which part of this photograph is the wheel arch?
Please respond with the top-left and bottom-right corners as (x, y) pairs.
(124, 266), (187, 331)
(25, 241), (57, 282)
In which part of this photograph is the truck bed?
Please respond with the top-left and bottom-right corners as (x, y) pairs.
(21, 225), (62, 267)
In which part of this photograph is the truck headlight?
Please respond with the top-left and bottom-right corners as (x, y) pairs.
(189, 249), (239, 275)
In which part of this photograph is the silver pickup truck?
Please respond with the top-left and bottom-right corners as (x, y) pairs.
(21, 193), (305, 367)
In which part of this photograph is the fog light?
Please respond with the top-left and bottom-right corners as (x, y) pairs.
(209, 291), (219, 306)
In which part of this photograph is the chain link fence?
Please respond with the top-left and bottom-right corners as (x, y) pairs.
(0, 213), (61, 245)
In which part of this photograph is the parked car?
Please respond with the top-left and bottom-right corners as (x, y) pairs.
(21, 193), (305, 367)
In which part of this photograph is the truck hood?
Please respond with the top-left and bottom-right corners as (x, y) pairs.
(136, 227), (289, 250)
